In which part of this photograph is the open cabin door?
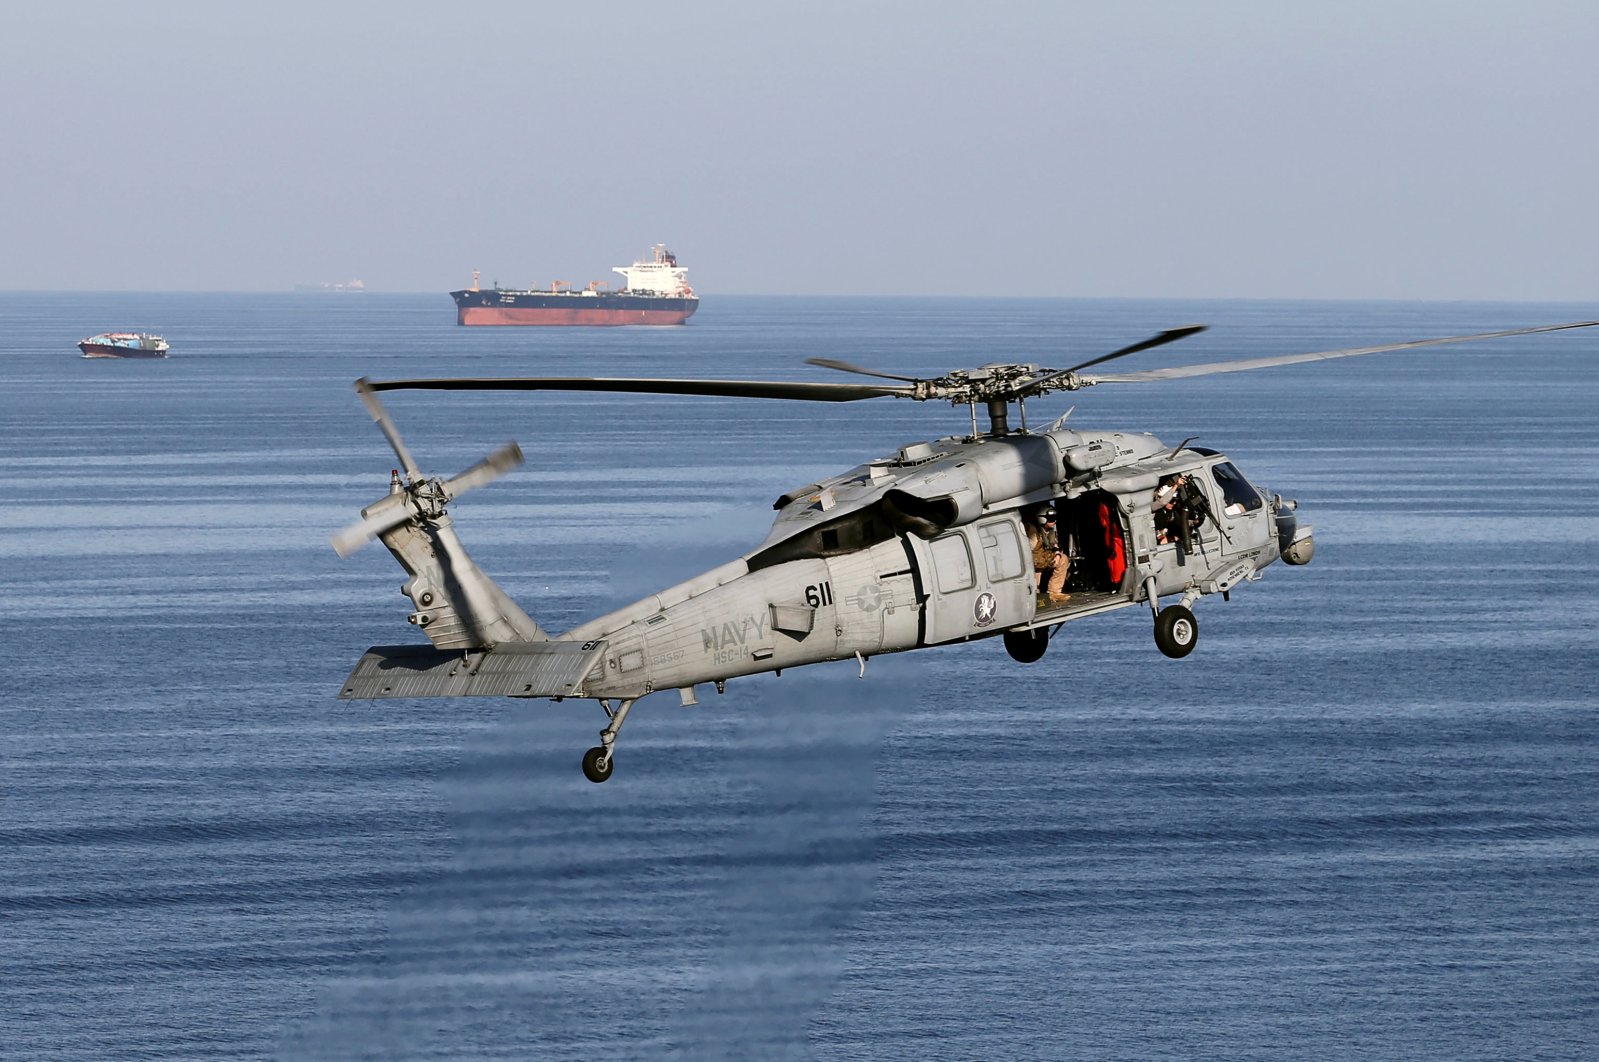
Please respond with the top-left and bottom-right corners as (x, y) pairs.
(907, 516), (1033, 644)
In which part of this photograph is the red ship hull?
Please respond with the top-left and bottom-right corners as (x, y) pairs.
(457, 304), (696, 326)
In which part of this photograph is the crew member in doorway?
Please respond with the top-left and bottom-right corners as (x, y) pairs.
(1028, 511), (1070, 606)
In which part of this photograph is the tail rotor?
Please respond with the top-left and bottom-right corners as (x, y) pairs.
(331, 379), (524, 557)
(332, 379), (542, 648)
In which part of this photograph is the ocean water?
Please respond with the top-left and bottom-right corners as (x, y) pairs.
(3, 293), (1597, 1060)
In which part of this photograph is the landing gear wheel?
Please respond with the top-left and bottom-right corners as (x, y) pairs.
(1003, 627), (1050, 664)
(1154, 605), (1198, 659)
(582, 746), (614, 783)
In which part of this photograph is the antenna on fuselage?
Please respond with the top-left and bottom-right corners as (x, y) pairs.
(1168, 436), (1200, 459)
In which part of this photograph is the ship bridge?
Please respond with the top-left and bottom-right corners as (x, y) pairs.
(613, 244), (693, 296)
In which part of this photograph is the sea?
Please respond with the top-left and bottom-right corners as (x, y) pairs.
(3, 292), (1596, 1060)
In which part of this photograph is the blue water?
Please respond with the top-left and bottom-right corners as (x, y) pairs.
(3, 293), (1597, 1059)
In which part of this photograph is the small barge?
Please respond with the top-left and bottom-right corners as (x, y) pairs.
(79, 333), (170, 359)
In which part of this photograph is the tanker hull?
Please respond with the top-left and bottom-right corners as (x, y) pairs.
(451, 244), (699, 326)
(452, 292), (698, 326)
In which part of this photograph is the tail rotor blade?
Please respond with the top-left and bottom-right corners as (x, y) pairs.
(332, 442), (523, 558)
(355, 377), (423, 483)
(330, 495), (413, 557)
(444, 441), (524, 499)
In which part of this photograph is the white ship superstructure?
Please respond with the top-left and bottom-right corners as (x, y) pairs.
(613, 245), (694, 296)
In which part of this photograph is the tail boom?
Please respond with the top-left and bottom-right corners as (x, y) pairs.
(377, 512), (546, 650)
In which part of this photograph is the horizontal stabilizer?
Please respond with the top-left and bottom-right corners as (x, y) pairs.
(338, 640), (608, 700)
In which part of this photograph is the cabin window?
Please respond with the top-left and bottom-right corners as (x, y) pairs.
(929, 533), (974, 592)
(977, 520), (1026, 581)
(1210, 461), (1263, 513)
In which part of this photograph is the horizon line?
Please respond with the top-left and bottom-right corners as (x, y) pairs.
(0, 290), (1590, 305)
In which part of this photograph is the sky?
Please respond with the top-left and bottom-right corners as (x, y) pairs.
(3, 0), (1596, 299)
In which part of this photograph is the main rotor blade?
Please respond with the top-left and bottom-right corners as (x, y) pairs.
(355, 378), (423, 482)
(443, 441), (524, 498)
(1082, 320), (1599, 385)
(1009, 325), (1210, 397)
(804, 357), (923, 382)
(1064, 324), (1209, 373)
(363, 376), (911, 402)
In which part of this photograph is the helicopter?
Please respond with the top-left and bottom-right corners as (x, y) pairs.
(331, 319), (1597, 782)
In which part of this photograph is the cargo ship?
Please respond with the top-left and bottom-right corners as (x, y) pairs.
(450, 245), (698, 326)
(78, 332), (170, 359)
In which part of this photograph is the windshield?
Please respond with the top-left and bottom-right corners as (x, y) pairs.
(1209, 461), (1263, 513)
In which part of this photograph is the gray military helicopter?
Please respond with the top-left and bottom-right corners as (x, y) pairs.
(332, 320), (1596, 781)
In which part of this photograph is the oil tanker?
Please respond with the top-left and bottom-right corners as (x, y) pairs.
(450, 245), (698, 326)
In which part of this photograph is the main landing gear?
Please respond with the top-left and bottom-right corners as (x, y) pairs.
(582, 697), (636, 783)
(1003, 626), (1051, 664)
(581, 746), (613, 783)
(1153, 604), (1198, 658)
(1143, 576), (1200, 660)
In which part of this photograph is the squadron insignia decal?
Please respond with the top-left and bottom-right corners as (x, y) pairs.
(974, 592), (998, 627)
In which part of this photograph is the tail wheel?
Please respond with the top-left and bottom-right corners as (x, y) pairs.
(1003, 627), (1050, 664)
(1154, 605), (1198, 658)
(582, 746), (614, 783)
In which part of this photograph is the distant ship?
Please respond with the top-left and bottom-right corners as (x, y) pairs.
(78, 332), (170, 359)
(294, 279), (366, 293)
(450, 245), (698, 326)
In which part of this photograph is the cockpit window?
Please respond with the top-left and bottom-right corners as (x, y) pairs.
(1210, 461), (1263, 513)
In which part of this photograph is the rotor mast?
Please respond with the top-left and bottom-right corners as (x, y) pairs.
(985, 398), (1010, 436)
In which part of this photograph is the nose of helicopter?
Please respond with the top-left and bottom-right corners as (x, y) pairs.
(1282, 532), (1316, 565)
(1272, 494), (1315, 565)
